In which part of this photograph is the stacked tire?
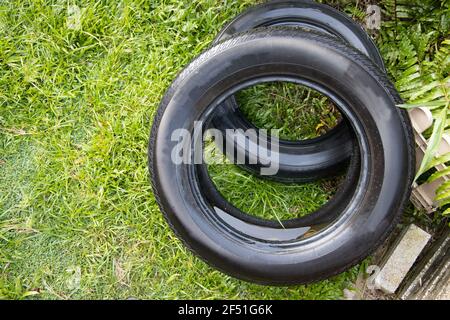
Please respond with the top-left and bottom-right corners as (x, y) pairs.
(149, 1), (415, 285)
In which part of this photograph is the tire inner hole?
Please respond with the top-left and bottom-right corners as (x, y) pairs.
(205, 81), (348, 223)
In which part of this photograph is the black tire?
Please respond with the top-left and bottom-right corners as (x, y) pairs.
(211, 0), (386, 182)
(149, 28), (414, 285)
(215, 0), (385, 69)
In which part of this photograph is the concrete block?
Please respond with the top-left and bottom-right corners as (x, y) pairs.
(375, 224), (431, 294)
(399, 228), (450, 300)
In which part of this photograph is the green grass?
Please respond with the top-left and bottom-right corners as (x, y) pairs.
(209, 161), (341, 223)
(0, 0), (359, 299)
(236, 82), (341, 140)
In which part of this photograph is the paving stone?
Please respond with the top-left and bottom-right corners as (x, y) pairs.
(399, 228), (449, 300)
(374, 224), (431, 294)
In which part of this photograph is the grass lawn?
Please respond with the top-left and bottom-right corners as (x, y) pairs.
(0, 0), (366, 299)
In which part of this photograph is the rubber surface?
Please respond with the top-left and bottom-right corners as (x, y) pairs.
(149, 28), (415, 285)
(210, 0), (386, 182)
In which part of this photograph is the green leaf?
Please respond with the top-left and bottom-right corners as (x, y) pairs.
(400, 56), (418, 69)
(436, 180), (450, 195)
(436, 187), (450, 201)
(399, 80), (424, 94)
(413, 87), (445, 103)
(424, 151), (450, 173)
(437, 196), (450, 207)
(415, 107), (448, 180)
(396, 72), (422, 88)
(398, 100), (448, 109)
(427, 167), (450, 182)
(21, 290), (40, 298)
(443, 207), (450, 216)
(403, 64), (421, 77)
